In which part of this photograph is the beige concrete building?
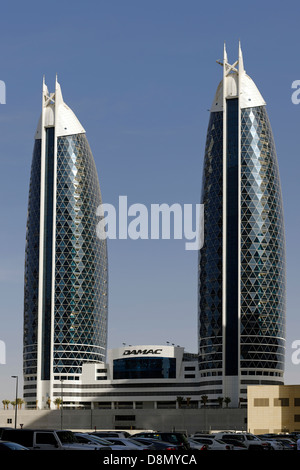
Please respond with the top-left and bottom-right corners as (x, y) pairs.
(247, 385), (300, 434)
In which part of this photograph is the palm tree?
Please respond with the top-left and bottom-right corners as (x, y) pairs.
(201, 395), (208, 407)
(17, 398), (24, 409)
(176, 396), (184, 408)
(2, 400), (10, 410)
(224, 397), (231, 408)
(217, 397), (223, 408)
(54, 398), (63, 409)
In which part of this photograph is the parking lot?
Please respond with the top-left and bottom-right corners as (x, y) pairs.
(0, 427), (299, 451)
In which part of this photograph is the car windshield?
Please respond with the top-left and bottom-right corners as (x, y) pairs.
(224, 434), (243, 441)
(193, 438), (213, 444)
(127, 440), (144, 447)
(106, 438), (144, 447)
(76, 434), (111, 445)
(130, 438), (151, 445)
(56, 431), (78, 444)
(89, 436), (112, 445)
(1, 442), (27, 450)
(162, 434), (188, 444)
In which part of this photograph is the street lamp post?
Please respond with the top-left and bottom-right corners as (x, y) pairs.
(60, 379), (64, 430)
(11, 376), (18, 429)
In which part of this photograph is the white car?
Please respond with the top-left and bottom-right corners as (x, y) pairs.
(214, 432), (264, 450)
(273, 438), (297, 450)
(263, 439), (285, 450)
(190, 437), (234, 450)
(187, 438), (209, 450)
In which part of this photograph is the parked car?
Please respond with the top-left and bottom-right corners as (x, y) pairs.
(131, 432), (190, 450)
(101, 437), (148, 450)
(73, 432), (119, 450)
(0, 428), (96, 450)
(213, 432), (265, 450)
(130, 437), (180, 450)
(274, 438), (297, 450)
(255, 435), (285, 450)
(219, 438), (248, 450)
(0, 441), (29, 451)
(190, 436), (234, 450)
(187, 438), (209, 450)
(261, 439), (284, 450)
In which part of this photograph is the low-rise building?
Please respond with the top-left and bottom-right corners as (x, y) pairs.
(25, 345), (202, 410)
(247, 384), (300, 434)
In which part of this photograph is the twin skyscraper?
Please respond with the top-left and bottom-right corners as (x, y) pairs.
(23, 43), (286, 409)
(198, 43), (285, 406)
(23, 79), (108, 407)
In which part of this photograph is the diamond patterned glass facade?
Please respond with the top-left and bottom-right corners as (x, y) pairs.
(24, 139), (41, 377)
(54, 133), (108, 374)
(198, 105), (286, 377)
(198, 111), (223, 372)
(23, 132), (108, 379)
(240, 106), (285, 371)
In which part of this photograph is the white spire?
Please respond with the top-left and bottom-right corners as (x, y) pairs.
(223, 42), (228, 64)
(54, 74), (64, 109)
(238, 40), (245, 74)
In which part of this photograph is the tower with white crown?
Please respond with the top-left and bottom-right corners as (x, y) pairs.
(198, 43), (286, 407)
(23, 78), (108, 409)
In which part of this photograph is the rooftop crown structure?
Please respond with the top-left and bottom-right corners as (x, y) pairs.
(198, 43), (286, 407)
(23, 78), (108, 409)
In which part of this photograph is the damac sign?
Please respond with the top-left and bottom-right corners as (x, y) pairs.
(123, 348), (163, 356)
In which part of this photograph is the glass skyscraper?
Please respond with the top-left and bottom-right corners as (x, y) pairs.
(23, 78), (108, 409)
(198, 44), (286, 407)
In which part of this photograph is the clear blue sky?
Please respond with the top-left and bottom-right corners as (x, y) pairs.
(1, 0), (300, 402)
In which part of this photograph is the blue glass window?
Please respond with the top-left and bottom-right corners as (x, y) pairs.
(41, 126), (55, 380)
(198, 111), (223, 371)
(24, 139), (41, 377)
(240, 106), (286, 371)
(53, 133), (108, 374)
(225, 98), (239, 376)
(113, 357), (176, 379)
